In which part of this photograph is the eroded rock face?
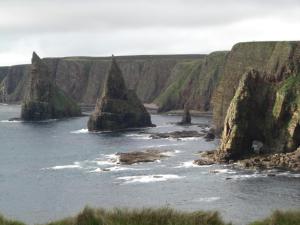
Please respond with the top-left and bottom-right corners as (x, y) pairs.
(21, 52), (81, 120)
(212, 41), (300, 134)
(177, 106), (191, 125)
(217, 65), (300, 161)
(87, 57), (154, 131)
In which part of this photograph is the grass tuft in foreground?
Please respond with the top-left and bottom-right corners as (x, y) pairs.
(0, 214), (25, 225)
(249, 210), (300, 225)
(46, 207), (228, 225)
(1, 207), (300, 225)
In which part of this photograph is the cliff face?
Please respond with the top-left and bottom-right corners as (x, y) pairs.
(0, 65), (30, 102)
(155, 51), (228, 112)
(217, 44), (300, 160)
(87, 57), (153, 131)
(21, 52), (81, 121)
(212, 41), (300, 133)
(0, 55), (202, 105)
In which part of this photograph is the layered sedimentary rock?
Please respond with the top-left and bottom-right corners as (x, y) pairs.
(217, 62), (300, 160)
(0, 55), (202, 105)
(155, 51), (228, 112)
(21, 52), (81, 120)
(212, 41), (300, 133)
(87, 57), (153, 131)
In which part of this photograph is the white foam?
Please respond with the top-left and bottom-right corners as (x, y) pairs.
(175, 161), (212, 168)
(229, 173), (267, 180)
(161, 150), (181, 157)
(210, 169), (237, 174)
(125, 133), (151, 140)
(71, 129), (89, 134)
(180, 137), (203, 141)
(195, 197), (220, 202)
(89, 168), (102, 173)
(95, 160), (117, 166)
(0, 120), (21, 123)
(46, 164), (81, 170)
(277, 172), (300, 178)
(117, 174), (184, 184)
(44, 161), (82, 170)
(143, 143), (183, 148)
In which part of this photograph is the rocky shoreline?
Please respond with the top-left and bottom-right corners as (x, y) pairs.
(194, 149), (300, 172)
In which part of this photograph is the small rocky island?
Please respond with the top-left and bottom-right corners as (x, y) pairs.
(87, 57), (154, 131)
(21, 52), (81, 121)
(177, 105), (191, 125)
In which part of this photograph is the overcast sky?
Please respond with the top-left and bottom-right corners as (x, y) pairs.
(1, 0), (300, 66)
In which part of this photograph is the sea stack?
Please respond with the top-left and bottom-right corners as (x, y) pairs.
(87, 56), (154, 131)
(21, 52), (81, 121)
(178, 105), (191, 125)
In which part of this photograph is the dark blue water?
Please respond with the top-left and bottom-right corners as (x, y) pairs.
(0, 104), (299, 225)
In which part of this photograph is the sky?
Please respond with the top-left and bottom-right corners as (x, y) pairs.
(1, 0), (300, 66)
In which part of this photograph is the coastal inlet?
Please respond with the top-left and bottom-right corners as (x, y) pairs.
(0, 104), (299, 225)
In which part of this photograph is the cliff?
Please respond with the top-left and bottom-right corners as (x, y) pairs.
(21, 52), (81, 120)
(0, 55), (202, 105)
(155, 51), (228, 112)
(216, 44), (300, 160)
(212, 41), (300, 133)
(87, 57), (153, 131)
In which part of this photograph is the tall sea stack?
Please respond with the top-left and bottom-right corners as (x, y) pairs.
(87, 57), (154, 131)
(21, 52), (81, 121)
(178, 105), (191, 125)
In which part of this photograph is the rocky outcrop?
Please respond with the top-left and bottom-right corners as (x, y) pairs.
(155, 51), (228, 112)
(216, 61), (300, 161)
(0, 55), (201, 105)
(87, 57), (153, 131)
(21, 52), (81, 120)
(177, 105), (191, 125)
(117, 149), (170, 165)
(238, 148), (300, 172)
(212, 41), (300, 134)
(149, 130), (203, 139)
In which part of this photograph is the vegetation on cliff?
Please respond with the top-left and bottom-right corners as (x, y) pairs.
(87, 57), (153, 131)
(0, 55), (201, 105)
(216, 57), (300, 163)
(155, 51), (227, 112)
(212, 41), (300, 133)
(21, 52), (81, 121)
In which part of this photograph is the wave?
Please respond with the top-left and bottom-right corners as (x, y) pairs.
(0, 120), (22, 123)
(71, 128), (89, 134)
(89, 166), (148, 173)
(125, 133), (151, 140)
(210, 169), (237, 174)
(175, 161), (212, 168)
(179, 137), (203, 141)
(194, 197), (220, 202)
(117, 174), (184, 184)
(142, 143), (184, 148)
(229, 173), (267, 180)
(273, 171), (300, 178)
(161, 150), (181, 157)
(44, 162), (82, 170)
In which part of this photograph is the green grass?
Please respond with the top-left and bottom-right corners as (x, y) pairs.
(0, 214), (25, 225)
(45, 207), (229, 225)
(249, 210), (300, 225)
(1, 208), (300, 225)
